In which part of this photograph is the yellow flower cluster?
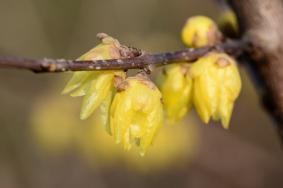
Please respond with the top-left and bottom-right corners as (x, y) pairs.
(62, 35), (163, 155)
(61, 15), (242, 155)
(160, 16), (241, 129)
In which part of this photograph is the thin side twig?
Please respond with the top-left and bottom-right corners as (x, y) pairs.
(0, 39), (249, 73)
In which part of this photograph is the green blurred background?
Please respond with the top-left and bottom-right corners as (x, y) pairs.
(0, 0), (282, 188)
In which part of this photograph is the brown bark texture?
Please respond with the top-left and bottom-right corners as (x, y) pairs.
(229, 0), (283, 140)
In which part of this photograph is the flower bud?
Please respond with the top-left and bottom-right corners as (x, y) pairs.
(218, 9), (239, 38)
(191, 52), (241, 129)
(110, 73), (163, 156)
(160, 64), (193, 122)
(62, 34), (126, 121)
(181, 16), (222, 48)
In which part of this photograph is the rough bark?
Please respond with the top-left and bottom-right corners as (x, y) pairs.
(229, 0), (283, 140)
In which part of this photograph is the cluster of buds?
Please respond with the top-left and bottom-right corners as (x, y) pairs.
(160, 16), (241, 129)
(62, 34), (163, 155)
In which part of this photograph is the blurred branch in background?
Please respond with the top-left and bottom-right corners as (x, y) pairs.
(227, 0), (283, 144)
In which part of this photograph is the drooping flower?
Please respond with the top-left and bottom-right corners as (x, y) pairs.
(110, 72), (164, 155)
(160, 64), (193, 122)
(191, 52), (241, 129)
(62, 34), (126, 129)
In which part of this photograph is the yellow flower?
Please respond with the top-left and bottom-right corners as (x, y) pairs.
(191, 52), (241, 129)
(110, 73), (163, 156)
(218, 9), (239, 37)
(62, 34), (126, 126)
(160, 64), (193, 122)
(181, 16), (222, 48)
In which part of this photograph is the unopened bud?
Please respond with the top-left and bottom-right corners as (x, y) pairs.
(181, 16), (222, 48)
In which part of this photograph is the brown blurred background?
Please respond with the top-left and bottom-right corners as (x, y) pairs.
(0, 0), (282, 188)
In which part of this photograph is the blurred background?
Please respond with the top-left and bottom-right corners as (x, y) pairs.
(0, 0), (282, 188)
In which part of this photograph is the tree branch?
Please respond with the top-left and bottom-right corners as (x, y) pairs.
(228, 0), (283, 142)
(0, 39), (249, 73)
